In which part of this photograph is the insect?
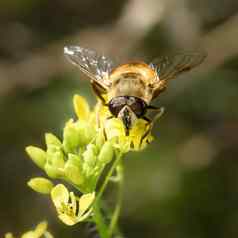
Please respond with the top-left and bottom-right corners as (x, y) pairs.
(64, 46), (206, 137)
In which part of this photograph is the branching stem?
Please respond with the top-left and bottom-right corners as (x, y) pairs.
(93, 151), (124, 238)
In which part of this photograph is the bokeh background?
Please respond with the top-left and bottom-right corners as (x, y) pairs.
(1, 0), (238, 237)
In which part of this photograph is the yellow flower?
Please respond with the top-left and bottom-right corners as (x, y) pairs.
(104, 117), (153, 152)
(5, 233), (14, 238)
(73, 94), (154, 151)
(73, 95), (96, 125)
(51, 184), (95, 226)
(5, 221), (53, 238)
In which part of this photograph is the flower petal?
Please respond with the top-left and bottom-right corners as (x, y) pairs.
(104, 118), (125, 139)
(73, 95), (90, 121)
(21, 231), (36, 238)
(44, 231), (54, 238)
(44, 232), (54, 238)
(77, 208), (93, 222)
(5, 233), (14, 238)
(58, 214), (78, 226)
(51, 184), (69, 210)
(129, 119), (152, 150)
(79, 192), (95, 215)
(21, 221), (48, 238)
(34, 221), (48, 237)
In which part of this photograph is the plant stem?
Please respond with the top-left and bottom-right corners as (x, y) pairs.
(108, 161), (124, 238)
(93, 200), (109, 238)
(93, 151), (124, 238)
(96, 151), (123, 203)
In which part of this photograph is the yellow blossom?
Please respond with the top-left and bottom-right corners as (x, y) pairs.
(5, 233), (14, 238)
(5, 221), (53, 238)
(51, 184), (95, 226)
(73, 94), (154, 151)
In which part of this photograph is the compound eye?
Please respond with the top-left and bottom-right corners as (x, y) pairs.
(127, 97), (147, 117)
(109, 97), (126, 116)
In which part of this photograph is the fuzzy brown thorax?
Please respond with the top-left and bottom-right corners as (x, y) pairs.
(108, 62), (157, 104)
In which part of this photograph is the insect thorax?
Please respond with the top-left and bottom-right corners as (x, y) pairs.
(108, 62), (157, 103)
(108, 73), (153, 104)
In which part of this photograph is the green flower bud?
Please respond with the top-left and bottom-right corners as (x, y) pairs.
(26, 146), (46, 169)
(62, 120), (82, 153)
(64, 154), (83, 184)
(83, 144), (97, 167)
(63, 120), (96, 153)
(44, 163), (64, 178)
(95, 130), (105, 151)
(82, 163), (92, 178)
(75, 121), (95, 144)
(27, 177), (54, 194)
(64, 163), (84, 186)
(45, 133), (62, 147)
(67, 154), (83, 168)
(50, 151), (65, 169)
(98, 141), (114, 164)
(46, 144), (60, 155)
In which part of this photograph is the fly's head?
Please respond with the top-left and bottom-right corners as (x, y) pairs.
(108, 96), (147, 135)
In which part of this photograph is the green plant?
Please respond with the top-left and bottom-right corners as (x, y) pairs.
(6, 94), (156, 238)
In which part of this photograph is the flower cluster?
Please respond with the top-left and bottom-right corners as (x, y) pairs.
(5, 221), (53, 238)
(26, 129), (114, 193)
(25, 94), (155, 226)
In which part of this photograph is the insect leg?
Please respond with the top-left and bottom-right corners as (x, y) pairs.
(140, 122), (152, 146)
(142, 116), (151, 124)
(140, 107), (164, 146)
(151, 107), (165, 122)
(106, 115), (114, 120)
(102, 116), (114, 140)
(91, 80), (107, 105)
(146, 105), (164, 124)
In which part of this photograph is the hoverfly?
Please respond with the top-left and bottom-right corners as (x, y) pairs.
(64, 46), (206, 136)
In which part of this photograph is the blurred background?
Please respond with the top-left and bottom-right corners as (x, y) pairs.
(1, 0), (238, 237)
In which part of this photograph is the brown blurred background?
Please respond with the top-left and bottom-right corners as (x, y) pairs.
(1, 0), (238, 237)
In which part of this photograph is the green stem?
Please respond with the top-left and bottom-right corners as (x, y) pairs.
(96, 151), (123, 203)
(108, 162), (124, 238)
(93, 200), (109, 238)
(93, 151), (124, 238)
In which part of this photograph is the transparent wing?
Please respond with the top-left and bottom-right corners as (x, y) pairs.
(150, 52), (207, 82)
(64, 46), (115, 87)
